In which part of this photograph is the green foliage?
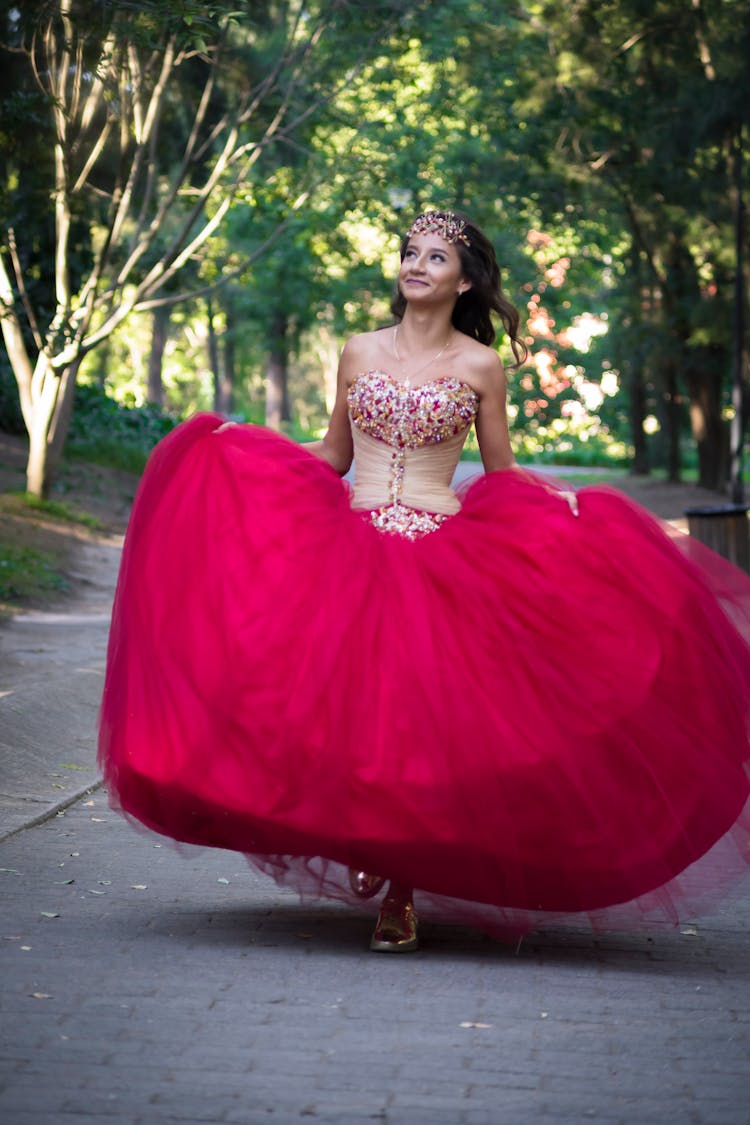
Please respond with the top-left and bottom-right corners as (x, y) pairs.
(0, 364), (24, 434)
(0, 543), (67, 603)
(15, 492), (103, 530)
(2, 0), (747, 483)
(67, 384), (176, 473)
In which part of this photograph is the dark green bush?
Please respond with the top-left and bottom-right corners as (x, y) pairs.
(67, 384), (176, 473)
(0, 365), (25, 434)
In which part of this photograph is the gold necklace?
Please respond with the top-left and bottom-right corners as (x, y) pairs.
(393, 325), (452, 387)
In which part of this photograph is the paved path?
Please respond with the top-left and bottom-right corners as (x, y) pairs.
(1, 480), (749, 1123)
(2, 796), (749, 1124)
(0, 535), (120, 841)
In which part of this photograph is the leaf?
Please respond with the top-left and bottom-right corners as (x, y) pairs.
(680, 926), (699, 937)
(459, 1021), (492, 1029)
(60, 764), (87, 771)
(217, 877), (230, 885)
(0, 868), (22, 875)
(130, 884), (147, 891)
(40, 912), (59, 919)
(30, 992), (53, 1000)
(54, 879), (75, 885)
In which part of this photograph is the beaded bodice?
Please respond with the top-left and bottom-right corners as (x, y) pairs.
(347, 371), (479, 536)
(348, 370), (479, 450)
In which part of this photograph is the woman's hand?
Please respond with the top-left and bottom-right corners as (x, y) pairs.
(558, 490), (579, 517)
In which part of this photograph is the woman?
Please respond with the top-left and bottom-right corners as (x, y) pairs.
(99, 210), (750, 953)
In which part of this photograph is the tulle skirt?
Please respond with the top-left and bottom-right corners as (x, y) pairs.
(98, 415), (750, 937)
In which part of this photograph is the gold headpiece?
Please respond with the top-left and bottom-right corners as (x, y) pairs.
(405, 210), (470, 247)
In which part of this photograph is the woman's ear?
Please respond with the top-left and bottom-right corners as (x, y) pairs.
(457, 280), (472, 296)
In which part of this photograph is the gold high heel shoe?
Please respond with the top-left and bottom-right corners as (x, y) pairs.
(369, 897), (419, 953)
(348, 869), (386, 899)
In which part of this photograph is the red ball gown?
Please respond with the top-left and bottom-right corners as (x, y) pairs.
(98, 370), (750, 937)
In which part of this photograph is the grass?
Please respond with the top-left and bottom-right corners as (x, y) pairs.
(3, 491), (104, 531)
(68, 439), (153, 475)
(0, 543), (68, 602)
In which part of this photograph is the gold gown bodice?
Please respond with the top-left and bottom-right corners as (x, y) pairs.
(347, 371), (479, 538)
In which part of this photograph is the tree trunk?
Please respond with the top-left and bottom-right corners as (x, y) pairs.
(626, 246), (649, 475)
(147, 306), (170, 407)
(206, 297), (223, 414)
(628, 361), (649, 475)
(23, 353), (79, 498)
(661, 356), (682, 483)
(729, 123), (747, 503)
(220, 304), (235, 417)
(685, 349), (728, 491)
(265, 312), (290, 430)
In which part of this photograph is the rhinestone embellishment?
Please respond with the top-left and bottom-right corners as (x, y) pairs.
(347, 371), (478, 451)
(366, 504), (449, 540)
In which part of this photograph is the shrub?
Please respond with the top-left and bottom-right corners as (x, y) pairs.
(67, 384), (176, 473)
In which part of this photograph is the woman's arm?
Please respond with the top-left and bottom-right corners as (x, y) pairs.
(474, 351), (577, 513)
(304, 339), (359, 475)
(474, 354), (516, 473)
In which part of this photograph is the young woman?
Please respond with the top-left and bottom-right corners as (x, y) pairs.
(99, 211), (750, 953)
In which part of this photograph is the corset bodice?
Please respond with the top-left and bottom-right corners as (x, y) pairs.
(347, 371), (479, 517)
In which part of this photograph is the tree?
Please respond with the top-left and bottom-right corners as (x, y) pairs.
(0, 0), (421, 495)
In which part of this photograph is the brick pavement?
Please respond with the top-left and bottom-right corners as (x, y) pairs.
(1, 792), (749, 1124)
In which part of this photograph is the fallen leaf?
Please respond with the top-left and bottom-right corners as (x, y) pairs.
(54, 879), (75, 886)
(680, 926), (699, 937)
(91, 817), (106, 823)
(0, 868), (22, 875)
(40, 912), (59, 919)
(30, 993), (52, 1000)
(21, 946), (31, 951)
(97, 880), (112, 886)
(83, 800), (95, 807)
(60, 764), (87, 771)
(459, 1021), (492, 1029)
(217, 878), (230, 885)
(52, 783), (66, 790)
(88, 889), (106, 895)
(540, 1012), (549, 1019)
(130, 884), (147, 891)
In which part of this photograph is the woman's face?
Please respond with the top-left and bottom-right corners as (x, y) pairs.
(398, 232), (468, 306)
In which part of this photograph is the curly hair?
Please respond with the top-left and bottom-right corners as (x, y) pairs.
(391, 211), (527, 367)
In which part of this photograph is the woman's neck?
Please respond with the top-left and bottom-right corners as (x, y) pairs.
(397, 308), (454, 352)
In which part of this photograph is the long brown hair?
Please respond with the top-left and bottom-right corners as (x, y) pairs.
(391, 211), (527, 367)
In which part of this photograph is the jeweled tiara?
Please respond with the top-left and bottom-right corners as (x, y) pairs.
(405, 210), (470, 247)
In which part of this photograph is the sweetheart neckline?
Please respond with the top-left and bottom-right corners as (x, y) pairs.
(352, 369), (479, 397)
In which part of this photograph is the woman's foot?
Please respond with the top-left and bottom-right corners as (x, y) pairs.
(348, 869), (386, 899)
(369, 886), (418, 953)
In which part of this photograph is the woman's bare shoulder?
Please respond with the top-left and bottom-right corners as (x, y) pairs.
(456, 337), (506, 395)
(340, 327), (393, 376)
